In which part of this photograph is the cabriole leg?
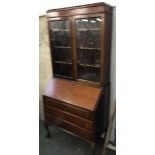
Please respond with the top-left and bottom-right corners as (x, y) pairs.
(44, 122), (51, 138)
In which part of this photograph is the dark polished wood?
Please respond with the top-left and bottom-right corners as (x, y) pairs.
(71, 16), (78, 81)
(47, 3), (112, 17)
(47, 2), (112, 12)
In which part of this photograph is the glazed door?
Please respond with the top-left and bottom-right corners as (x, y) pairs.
(48, 18), (73, 79)
(74, 14), (104, 85)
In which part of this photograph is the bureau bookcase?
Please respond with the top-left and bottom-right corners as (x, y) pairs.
(43, 2), (113, 152)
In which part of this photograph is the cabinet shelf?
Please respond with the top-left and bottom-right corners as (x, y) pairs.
(54, 61), (72, 65)
(55, 74), (72, 79)
(54, 46), (71, 49)
(77, 28), (100, 31)
(52, 29), (69, 32)
(78, 47), (100, 50)
(78, 79), (100, 86)
(78, 63), (100, 68)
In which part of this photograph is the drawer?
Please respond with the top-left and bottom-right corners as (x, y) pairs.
(45, 113), (95, 141)
(43, 96), (93, 121)
(44, 105), (94, 130)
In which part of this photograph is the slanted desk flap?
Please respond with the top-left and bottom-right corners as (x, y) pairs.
(43, 78), (102, 111)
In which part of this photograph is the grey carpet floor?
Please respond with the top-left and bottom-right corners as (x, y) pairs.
(39, 120), (115, 155)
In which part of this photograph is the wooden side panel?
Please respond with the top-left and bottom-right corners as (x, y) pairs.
(102, 84), (111, 130)
(103, 14), (112, 85)
(95, 85), (110, 135)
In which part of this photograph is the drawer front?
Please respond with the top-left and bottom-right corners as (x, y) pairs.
(45, 113), (95, 141)
(44, 105), (94, 130)
(44, 96), (93, 121)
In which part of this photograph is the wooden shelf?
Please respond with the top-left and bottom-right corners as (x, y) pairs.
(77, 28), (100, 31)
(78, 47), (100, 50)
(55, 74), (72, 79)
(54, 61), (72, 65)
(78, 63), (100, 68)
(54, 46), (71, 49)
(78, 79), (100, 86)
(52, 29), (69, 32)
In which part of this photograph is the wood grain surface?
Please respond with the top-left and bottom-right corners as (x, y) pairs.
(43, 78), (101, 111)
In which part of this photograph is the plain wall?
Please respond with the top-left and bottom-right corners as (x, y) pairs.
(39, 16), (53, 120)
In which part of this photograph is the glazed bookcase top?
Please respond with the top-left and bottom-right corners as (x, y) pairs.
(46, 3), (112, 87)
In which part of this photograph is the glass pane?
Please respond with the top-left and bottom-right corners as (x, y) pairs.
(53, 47), (71, 63)
(53, 63), (72, 78)
(50, 20), (70, 46)
(75, 17), (102, 82)
(77, 49), (100, 65)
(78, 66), (100, 82)
(50, 20), (72, 78)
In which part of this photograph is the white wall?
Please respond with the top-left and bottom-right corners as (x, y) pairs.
(39, 16), (52, 120)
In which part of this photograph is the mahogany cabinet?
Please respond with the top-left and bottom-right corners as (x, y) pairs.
(42, 2), (113, 150)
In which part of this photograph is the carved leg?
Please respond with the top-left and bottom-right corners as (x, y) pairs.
(44, 122), (51, 138)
